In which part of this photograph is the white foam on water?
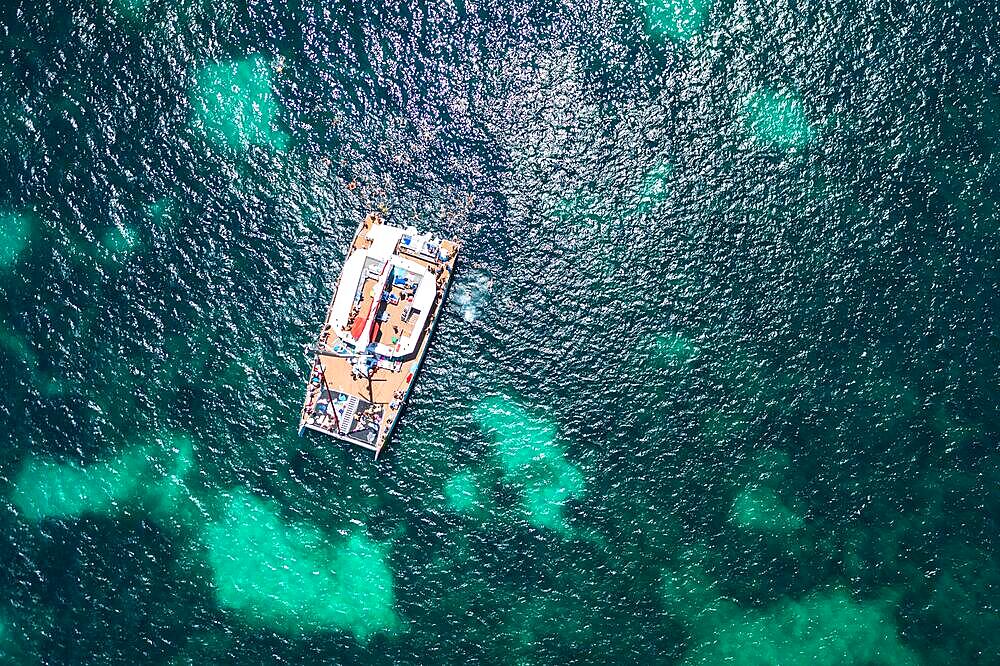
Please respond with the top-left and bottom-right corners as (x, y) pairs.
(452, 270), (493, 322)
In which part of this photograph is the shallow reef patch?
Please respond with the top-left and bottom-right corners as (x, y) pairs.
(111, 0), (149, 18)
(730, 485), (803, 533)
(189, 55), (288, 152)
(100, 224), (141, 261)
(634, 161), (673, 212)
(443, 470), (480, 514)
(744, 88), (815, 148)
(682, 588), (918, 665)
(203, 489), (397, 640)
(10, 433), (195, 522)
(652, 332), (699, 367)
(641, 0), (714, 42)
(0, 212), (31, 267)
(473, 395), (585, 532)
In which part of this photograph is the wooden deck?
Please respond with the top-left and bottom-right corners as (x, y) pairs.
(299, 213), (459, 457)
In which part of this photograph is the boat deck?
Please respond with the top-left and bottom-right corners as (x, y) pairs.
(298, 213), (458, 457)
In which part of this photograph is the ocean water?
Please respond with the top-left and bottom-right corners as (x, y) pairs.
(1, 0), (998, 663)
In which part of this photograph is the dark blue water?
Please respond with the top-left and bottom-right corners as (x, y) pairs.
(1, 0), (998, 663)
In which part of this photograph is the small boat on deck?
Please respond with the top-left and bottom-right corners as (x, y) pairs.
(298, 212), (459, 458)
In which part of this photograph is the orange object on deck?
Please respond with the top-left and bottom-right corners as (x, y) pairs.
(351, 301), (372, 339)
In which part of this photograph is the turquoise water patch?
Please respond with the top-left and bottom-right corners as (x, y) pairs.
(0, 329), (37, 368)
(35, 374), (64, 398)
(682, 589), (918, 665)
(112, 0), (149, 18)
(203, 489), (397, 640)
(147, 197), (175, 226)
(100, 225), (140, 260)
(10, 433), (195, 522)
(143, 434), (198, 521)
(0, 614), (13, 663)
(642, 0), (713, 42)
(730, 485), (803, 533)
(0, 212), (31, 267)
(633, 161), (673, 212)
(551, 191), (609, 231)
(652, 332), (699, 366)
(473, 396), (584, 532)
(744, 88), (815, 148)
(443, 470), (480, 514)
(190, 56), (288, 152)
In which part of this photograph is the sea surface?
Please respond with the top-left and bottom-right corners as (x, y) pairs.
(1, 0), (998, 664)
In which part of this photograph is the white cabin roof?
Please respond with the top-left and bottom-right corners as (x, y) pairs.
(328, 251), (367, 331)
(326, 222), (439, 358)
(367, 224), (404, 260)
(399, 272), (436, 354)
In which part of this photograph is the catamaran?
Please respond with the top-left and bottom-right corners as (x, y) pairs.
(298, 212), (459, 458)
